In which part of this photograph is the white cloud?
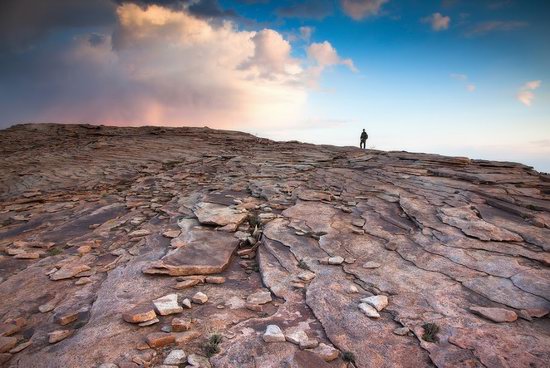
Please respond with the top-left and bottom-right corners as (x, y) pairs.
(14, 3), (355, 129)
(422, 12), (451, 31)
(340, 0), (389, 20)
(517, 80), (541, 106)
(307, 41), (358, 73)
(450, 73), (475, 92)
(299, 26), (314, 41)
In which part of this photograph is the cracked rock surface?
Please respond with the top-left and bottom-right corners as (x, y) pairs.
(0, 123), (549, 368)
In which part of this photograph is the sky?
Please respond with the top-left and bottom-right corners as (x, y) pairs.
(0, 0), (549, 171)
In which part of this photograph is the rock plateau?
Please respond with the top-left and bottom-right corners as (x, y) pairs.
(0, 123), (549, 368)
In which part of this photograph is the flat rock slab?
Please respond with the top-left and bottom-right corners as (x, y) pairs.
(469, 306), (517, 323)
(193, 202), (247, 228)
(143, 228), (239, 276)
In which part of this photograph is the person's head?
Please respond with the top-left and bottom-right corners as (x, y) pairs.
(362, 129), (365, 132)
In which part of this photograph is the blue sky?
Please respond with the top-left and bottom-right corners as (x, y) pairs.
(0, 0), (548, 170)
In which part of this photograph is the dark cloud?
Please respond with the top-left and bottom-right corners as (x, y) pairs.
(276, 0), (334, 20)
(188, 0), (238, 18)
(0, 0), (116, 52)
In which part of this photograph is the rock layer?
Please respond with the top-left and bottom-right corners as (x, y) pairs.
(0, 123), (549, 368)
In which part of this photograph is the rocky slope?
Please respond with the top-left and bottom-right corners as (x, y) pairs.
(0, 123), (549, 368)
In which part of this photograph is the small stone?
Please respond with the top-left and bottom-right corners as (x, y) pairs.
(469, 307), (518, 323)
(162, 230), (181, 238)
(352, 228), (365, 235)
(54, 311), (79, 326)
(161, 325), (172, 333)
(291, 281), (306, 289)
(129, 229), (151, 238)
(75, 277), (92, 285)
(9, 340), (31, 353)
(245, 303), (263, 312)
(171, 317), (192, 332)
(361, 295), (388, 311)
(285, 330), (308, 345)
(146, 333), (176, 348)
(300, 339), (319, 349)
(192, 292), (208, 305)
(358, 303), (380, 318)
(164, 349), (187, 365)
(0, 336), (17, 353)
(173, 279), (200, 289)
(307, 343), (339, 362)
(384, 241), (398, 251)
(50, 264), (91, 281)
(362, 261), (381, 269)
(138, 318), (160, 327)
(77, 245), (92, 254)
(344, 257), (356, 264)
(153, 294), (184, 315)
(348, 285), (359, 293)
(263, 325), (285, 342)
(187, 354), (211, 368)
(182, 298), (192, 309)
(393, 327), (410, 336)
(98, 364), (119, 368)
(14, 252), (41, 259)
(48, 330), (73, 344)
(123, 305), (157, 323)
(246, 290), (272, 305)
(297, 271), (316, 281)
(205, 276), (225, 284)
(328, 256), (344, 265)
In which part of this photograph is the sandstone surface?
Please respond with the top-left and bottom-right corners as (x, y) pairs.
(0, 123), (549, 367)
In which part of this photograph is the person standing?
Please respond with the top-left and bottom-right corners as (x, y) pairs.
(360, 129), (368, 149)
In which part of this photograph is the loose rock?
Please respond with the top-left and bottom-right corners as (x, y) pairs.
(153, 294), (183, 315)
(263, 325), (285, 342)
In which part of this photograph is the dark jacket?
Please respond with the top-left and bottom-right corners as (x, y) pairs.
(360, 132), (368, 141)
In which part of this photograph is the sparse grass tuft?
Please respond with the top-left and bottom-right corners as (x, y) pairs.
(203, 334), (222, 357)
(48, 248), (63, 256)
(298, 259), (310, 270)
(421, 322), (440, 342)
(342, 351), (356, 363)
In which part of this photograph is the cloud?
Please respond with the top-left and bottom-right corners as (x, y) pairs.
(422, 12), (451, 31)
(299, 26), (314, 41)
(450, 73), (476, 92)
(517, 80), (541, 106)
(276, 0), (333, 20)
(340, 0), (389, 20)
(465, 20), (527, 37)
(0, 3), (355, 129)
(307, 41), (358, 73)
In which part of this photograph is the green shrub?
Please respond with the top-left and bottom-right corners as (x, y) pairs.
(422, 322), (440, 342)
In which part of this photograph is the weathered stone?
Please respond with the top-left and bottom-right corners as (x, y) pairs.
(129, 229), (151, 238)
(181, 298), (192, 309)
(297, 271), (316, 281)
(164, 349), (186, 365)
(469, 306), (518, 323)
(358, 303), (380, 318)
(171, 317), (192, 332)
(0, 337), (17, 353)
(162, 230), (181, 238)
(48, 330), (73, 344)
(187, 354), (211, 368)
(246, 290), (272, 305)
(50, 264), (91, 281)
(10, 340), (31, 353)
(173, 279), (200, 289)
(191, 292), (208, 304)
(393, 327), (410, 336)
(153, 294), (183, 315)
(205, 276), (225, 284)
(138, 318), (159, 327)
(328, 256), (344, 265)
(145, 333), (176, 348)
(361, 295), (389, 312)
(263, 325), (285, 342)
(123, 305), (157, 323)
(307, 343), (340, 362)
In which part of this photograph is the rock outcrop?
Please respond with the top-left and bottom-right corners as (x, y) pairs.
(0, 123), (549, 368)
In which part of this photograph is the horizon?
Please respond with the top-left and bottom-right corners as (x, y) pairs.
(1, 0), (549, 171)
